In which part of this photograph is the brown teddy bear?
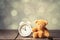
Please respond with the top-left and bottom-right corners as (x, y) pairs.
(32, 19), (50, 38)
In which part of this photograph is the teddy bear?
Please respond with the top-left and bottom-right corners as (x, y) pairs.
(32, 19), (50, 38)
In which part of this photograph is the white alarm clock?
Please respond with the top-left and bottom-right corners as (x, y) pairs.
(18, 21), (32, 37)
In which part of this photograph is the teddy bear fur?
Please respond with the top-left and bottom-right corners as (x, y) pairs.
(32, 19), (50, 38)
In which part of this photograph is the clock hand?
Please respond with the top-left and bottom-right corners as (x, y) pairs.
(25, 28), (26, 31)
(24, 25), (28, 31)
(22, 26), (26, 31)
(22, 27), (26, 31)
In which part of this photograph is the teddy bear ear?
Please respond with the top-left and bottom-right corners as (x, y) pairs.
(34, 20), (38, 23)
(44, 20), (48, 25)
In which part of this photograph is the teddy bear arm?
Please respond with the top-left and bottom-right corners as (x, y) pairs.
(33, 32), (38, 38)
(44, 27), (48, 30)
(44, 30), (50, 38)
(32, 27), (37, 32)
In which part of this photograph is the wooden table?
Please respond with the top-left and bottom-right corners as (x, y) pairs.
(0, 30), (60, 40)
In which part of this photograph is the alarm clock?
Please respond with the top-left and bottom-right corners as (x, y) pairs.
(18, 21), (32, 37)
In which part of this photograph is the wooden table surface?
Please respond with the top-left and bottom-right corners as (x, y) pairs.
(0, 30), (60, 40)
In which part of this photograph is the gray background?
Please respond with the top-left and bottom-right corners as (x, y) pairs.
(0, 0), (60, 30)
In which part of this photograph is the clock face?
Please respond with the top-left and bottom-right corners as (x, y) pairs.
(18, 24), (32, 37)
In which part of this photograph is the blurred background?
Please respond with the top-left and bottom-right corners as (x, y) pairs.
(0, 0), (60, 30)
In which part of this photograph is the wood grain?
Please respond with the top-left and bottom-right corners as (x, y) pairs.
(0, 30), (60, 40)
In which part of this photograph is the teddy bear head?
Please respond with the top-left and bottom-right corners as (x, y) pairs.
(35, 19), (48, 29)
